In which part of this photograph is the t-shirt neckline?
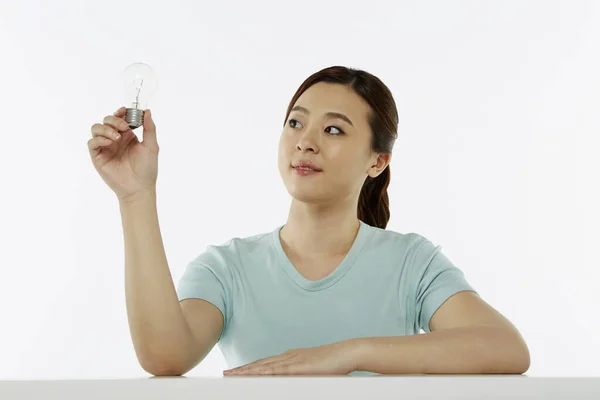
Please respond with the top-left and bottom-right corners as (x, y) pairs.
(271, 220), (371, 291)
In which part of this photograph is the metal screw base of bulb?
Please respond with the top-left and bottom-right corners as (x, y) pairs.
(125, 108), (145, 130)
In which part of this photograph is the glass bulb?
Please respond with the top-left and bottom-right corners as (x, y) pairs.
(120, 62), (158, 129)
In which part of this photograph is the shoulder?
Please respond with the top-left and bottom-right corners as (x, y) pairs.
(362, 223), (452, 282)
(187, 226), (277, 273)
(363, 222), (433, 257)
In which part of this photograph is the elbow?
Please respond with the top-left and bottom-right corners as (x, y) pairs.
(138, 355), (190, 377)
(141, 362), (187, 377)
(513, 343), (531, 374)
(150, 369), (185, 377)
(507, 352), (530, 375)
(510, 330), (531, 374)
(495, 328), (531, 374)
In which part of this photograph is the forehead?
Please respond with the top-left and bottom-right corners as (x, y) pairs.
(294, 82), (371, 122)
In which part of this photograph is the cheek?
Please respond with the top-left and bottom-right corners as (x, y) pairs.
(277, 138), (290, 170)
(332, 153), (369, 183)
(278, 133), (294, 155)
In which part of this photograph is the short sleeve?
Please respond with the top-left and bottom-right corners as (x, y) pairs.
(176, 251), (233, 339)
(412, 237), (477, 333)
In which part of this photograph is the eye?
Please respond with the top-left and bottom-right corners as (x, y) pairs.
(287, 119), (345, 135)
(325, 125), (344, 135)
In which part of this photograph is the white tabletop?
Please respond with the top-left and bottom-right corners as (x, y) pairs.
(1, 376), (599, 399)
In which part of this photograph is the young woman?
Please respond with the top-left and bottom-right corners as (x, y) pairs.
(88, 65), (530, 377)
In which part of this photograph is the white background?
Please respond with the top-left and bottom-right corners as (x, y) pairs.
(0, 0), (598, 380)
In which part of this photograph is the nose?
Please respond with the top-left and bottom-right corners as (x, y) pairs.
(296, 127), (320, 153)
(297, 142), (316, 153)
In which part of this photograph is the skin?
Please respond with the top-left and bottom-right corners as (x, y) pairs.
(277, 81), (391, 262)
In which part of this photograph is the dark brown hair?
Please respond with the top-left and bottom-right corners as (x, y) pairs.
(282, 66), (399, 229)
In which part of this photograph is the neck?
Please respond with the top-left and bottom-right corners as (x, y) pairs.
(280, 198), (361, 259)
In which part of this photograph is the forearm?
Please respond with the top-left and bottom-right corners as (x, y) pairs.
(120, 192), (197, 373)
(350, 325), (530, 375)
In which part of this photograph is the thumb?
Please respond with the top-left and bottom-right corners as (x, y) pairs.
(142, 109), (158, 147)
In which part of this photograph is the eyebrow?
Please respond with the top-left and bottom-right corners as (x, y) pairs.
(290, 105), (354, 127)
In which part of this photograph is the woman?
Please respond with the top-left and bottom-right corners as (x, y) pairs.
(88, 65), (530, 376)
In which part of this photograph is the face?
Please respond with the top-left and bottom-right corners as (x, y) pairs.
(278, 82), (390, 206)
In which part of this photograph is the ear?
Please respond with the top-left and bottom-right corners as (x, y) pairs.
(368, 153), (392, 178)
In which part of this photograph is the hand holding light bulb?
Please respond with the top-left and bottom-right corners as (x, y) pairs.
(87, 62), (160, 203)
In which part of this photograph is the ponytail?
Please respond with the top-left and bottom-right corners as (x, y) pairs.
(358, 165), (391, 229)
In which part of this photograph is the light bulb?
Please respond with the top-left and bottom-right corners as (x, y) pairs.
(120, 62), (158, 129)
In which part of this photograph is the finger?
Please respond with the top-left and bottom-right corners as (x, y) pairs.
(141, 109), (158, 147)
(237, 361), (293, 376)
(225, 355), (287, 375)
(88, 136), (116, 152)
(224, 361), (260, 374)
(225, 355), (279, 372)
(103, 115), (131, 133)
(91, 123), (121, 140)
(259, 361), (315, 376)
(113, 107), (126, 116)
(224, 362), (262, 375)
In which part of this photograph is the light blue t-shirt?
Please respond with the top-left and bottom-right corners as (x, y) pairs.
(176, 220), (477, 375)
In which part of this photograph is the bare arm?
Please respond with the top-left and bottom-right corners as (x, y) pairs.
(120, 191), (223, 375)
(353, 291), (530, 374)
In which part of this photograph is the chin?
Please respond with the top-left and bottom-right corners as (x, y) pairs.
(286, 184), (329, 205)
(289, 193), (326, 205)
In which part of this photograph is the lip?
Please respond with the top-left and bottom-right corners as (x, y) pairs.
(291, 160), (322, 171)
(292, 166), (322, 176)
